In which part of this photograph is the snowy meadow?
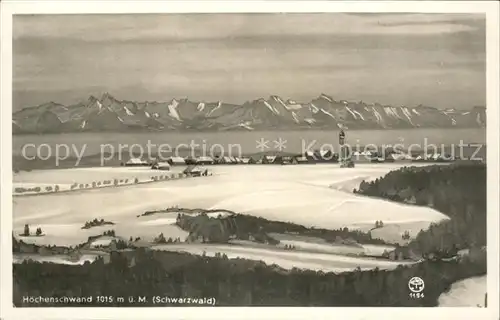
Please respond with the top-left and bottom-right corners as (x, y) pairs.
(13, 163), (449, 272)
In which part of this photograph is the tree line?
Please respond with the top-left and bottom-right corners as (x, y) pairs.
(82, 218), (115, 229)
(175, 212), (389, 246)
(13, 246), (485, 307)
(355, 163), (486, 259)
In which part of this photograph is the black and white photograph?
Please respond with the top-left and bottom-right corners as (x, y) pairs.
(1, 1), (499, 320)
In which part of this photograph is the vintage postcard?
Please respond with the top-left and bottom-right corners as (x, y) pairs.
(1, 1), (499, 320)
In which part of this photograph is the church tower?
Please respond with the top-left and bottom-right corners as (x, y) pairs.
(339, 127), (354, 168)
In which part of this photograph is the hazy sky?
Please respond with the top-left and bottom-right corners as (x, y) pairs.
(13, 13), (486, 110)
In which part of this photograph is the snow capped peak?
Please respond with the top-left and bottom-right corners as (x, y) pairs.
(123, 106), (134, 116)
(271, 95), (289, 110)
(238, 122), (254, 130)
(310, 103), (319, 113)
(87, 96), (102, 109)
(320, 108), (336, 120)
(16, 92), (485, 134)
(270, 95), (285, 104)
(168, 99), (181, 121)
(262, 99), (280, 115)
(101, 92), (115, 101)
(345, 106), (365, 120)
(320, 93), (334, 102)
(206, 101), (222, 117)
(284, 98), (302, 110)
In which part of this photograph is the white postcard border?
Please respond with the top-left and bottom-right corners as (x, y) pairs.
(1, 1), (498, 320)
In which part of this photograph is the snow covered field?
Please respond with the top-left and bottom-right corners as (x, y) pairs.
(13, 253), (101, 265)
(13, 164), (449, 247)
(13, 166), (184, 185)
(151, 243), (414, 273)
(13, 166), (187, 195)
(438, 276), (487, 307)
(269, 233), (395, 256)
(14, 219), (189, 247)
(12, 164), (450, 272)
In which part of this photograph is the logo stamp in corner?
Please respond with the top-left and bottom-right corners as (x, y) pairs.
(408, 277), (425, 299)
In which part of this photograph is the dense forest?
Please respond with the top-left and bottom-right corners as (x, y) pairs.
(173, 211), (388, 245)
(355, 163), (486, 259)
(13, 163), (487, 307)
(13, 246), (485, 307)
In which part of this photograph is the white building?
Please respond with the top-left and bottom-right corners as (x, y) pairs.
(152, 161), (171, 170)
(196, 156), (214, 165)
(125, 158), (148, 166)
(222, 156), (234, 164)
(167, 156), (186, 165)
(183, 165), (206, 177)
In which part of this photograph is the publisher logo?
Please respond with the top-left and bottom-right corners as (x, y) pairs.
(408, 277), (425, 293)
(408, 277), (425, 299)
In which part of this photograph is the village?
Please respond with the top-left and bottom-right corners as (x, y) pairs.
(14, 142), (481, 197)
(123, 146), (461, 171)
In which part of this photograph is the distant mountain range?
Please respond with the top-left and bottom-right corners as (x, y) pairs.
(12, 93), (486, 134)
